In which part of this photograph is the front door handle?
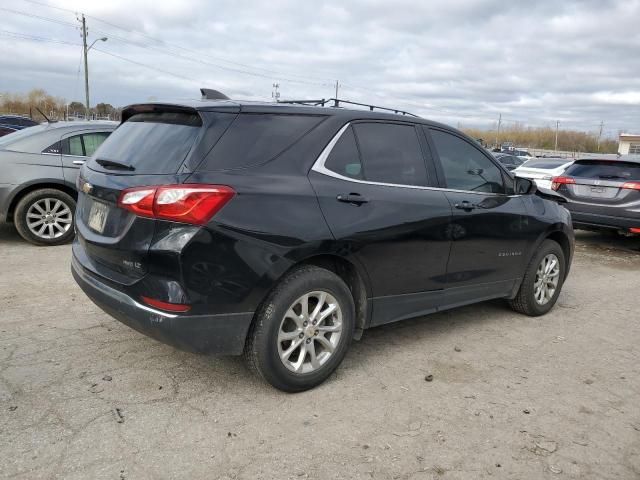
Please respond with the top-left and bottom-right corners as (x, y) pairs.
(454, 200), (477, 211)
(337, 193), (369, 205)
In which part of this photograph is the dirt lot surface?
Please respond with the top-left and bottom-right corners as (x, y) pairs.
(1, 223), (639, 480)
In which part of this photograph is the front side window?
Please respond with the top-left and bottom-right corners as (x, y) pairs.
(430, 129), (505, 193)
(352, 122), (428, 186)
(324, 126), (363, 179)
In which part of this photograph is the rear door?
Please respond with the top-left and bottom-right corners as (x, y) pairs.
(74, 108), (233, 285)
(559, 160), (640, 220)
(426, 127), (528, 293)
(60, 130), (112, 184)
(309, 121), (452, 325)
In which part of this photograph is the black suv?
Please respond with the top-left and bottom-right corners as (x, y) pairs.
(72, 98), (574, 391)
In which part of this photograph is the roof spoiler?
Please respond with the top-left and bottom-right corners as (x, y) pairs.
(200, 88), (229, 100)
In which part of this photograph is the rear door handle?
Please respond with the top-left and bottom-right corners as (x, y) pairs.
(454, 200), (476, 211)
(337, 193), (369, 205)
(72, 160), (85, 166)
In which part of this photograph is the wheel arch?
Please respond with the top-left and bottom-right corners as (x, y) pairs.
(6, 180), (77, 222)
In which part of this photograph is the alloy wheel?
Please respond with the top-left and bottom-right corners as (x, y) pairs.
(533, 253), (560, 305)
(26, 198), (73, 240)
(277, 291), (343, 374)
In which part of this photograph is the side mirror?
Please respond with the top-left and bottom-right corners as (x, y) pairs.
(515, 177), (536, 195)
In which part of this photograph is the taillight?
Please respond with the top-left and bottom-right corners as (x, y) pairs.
(630, 228), (640, 234)
(117, 184), (235, 225)
(140, 296), (191, 313)
(622, 181), (640, 190)
(551, 176), (575, 191)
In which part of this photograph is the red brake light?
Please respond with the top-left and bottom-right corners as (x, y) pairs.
(630, 228), (640, 234)
(622, 181), (640, 191)
(118, 184), (235, 225)
(551, 176), (575, 191)
(140, 296), (191, 313)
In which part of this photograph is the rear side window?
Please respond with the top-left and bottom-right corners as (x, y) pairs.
(564, 161), (640, 181)
(324, 127), (363, 179)
(200, 114), (323, 171)
(69, 135), (84, 156)
(353, 123), (428, 186)
(83, 132), (110, 156)
(89, 112), (202, 174)
(430, 129), (505, 193)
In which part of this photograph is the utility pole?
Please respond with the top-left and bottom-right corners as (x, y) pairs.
(495, 113), (502, 148)
(554, 120), (560, 151)
(81, 14), (90, 120)
(597, 121), (604, 152)
(271, 83), (280, 102)
(334, 80), (339, 107)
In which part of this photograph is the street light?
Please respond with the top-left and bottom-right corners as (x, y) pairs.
(88, 37), (108, 51)
(81, 13), (108, 119)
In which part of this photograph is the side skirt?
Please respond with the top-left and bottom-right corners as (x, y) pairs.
(369, 279), (517, 327)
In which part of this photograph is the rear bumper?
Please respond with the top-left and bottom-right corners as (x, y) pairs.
(566, 207), (640, 231)
(71, 255), (253, 355)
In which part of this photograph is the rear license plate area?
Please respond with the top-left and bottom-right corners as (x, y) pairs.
(88, 201), (108, 233)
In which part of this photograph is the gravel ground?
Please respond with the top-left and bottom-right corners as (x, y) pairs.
(1, 223), (639, 480)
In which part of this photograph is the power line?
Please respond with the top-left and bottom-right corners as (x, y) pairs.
(91, 48), (201, 83)
(17, 0), (338, 86)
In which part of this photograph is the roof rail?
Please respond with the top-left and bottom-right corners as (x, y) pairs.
(277, 98), (419, 117)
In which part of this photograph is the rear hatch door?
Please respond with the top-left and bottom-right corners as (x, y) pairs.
(74, 105), (236, 285)
(560, 160), (640, 216)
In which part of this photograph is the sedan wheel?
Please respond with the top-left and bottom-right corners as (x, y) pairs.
(26, 198), (73, 240)
(14, 188), (76, 246)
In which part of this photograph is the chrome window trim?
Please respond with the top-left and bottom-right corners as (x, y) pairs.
(311, 122), (517, 198)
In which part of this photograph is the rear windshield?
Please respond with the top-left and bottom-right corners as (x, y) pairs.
(88, 112), (202, 174)
(565, 161), (640, 181)
(198, 113), (324, 171)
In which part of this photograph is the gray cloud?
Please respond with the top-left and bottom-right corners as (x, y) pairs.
(1, 0), (639, 136)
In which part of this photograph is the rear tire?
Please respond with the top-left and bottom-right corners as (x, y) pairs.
(509, 239), (566, 316)
(14, 189), (76, 246)
(244, 265), (355, 392)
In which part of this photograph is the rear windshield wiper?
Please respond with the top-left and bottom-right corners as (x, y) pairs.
(95, 159), (135, 171)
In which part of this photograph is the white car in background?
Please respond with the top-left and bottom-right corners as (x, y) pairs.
(513, 157), (574, 190)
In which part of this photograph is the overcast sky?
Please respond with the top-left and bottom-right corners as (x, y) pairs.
(1, 0), (639, 135)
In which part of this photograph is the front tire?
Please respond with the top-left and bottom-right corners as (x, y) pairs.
(509, 239), (566, 316)
(244, 265), (355, 392)
(14, 188), (76, 246)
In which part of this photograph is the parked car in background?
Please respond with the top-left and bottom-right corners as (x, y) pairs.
(514, 157), (574, 189)
(0, 115), (39, 130)
(71, 98), (574, 392)
(0, 121), (117, 245)
(494, 152), (526, 171)
(551, 158), (640, 234)
(0, 126), (17, 137)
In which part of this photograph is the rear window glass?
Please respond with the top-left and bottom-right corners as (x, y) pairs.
(565, 161), (640, 181)
(325, 127), (363, 179)
(89, 112), (202, 174)
(200, 113), (323, 171)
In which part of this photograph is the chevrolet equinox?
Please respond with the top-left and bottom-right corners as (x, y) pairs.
(72, 96), (574, 392)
